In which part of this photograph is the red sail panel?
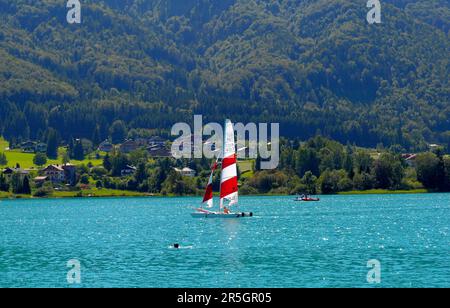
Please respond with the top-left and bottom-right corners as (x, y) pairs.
(220, 177), (238, 199)
(220, 119), (239, 208)
(202, 184), (214, 203)
(222, 154), (237, 170)
(202, 162), (217, 205)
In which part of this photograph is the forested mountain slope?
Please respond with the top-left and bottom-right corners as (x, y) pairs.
(0, 0), (449, 151)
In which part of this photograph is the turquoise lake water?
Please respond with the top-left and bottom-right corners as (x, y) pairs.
(0, 194), (449, 288)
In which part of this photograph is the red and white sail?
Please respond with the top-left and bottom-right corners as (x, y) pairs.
(220, 120), (238, 208)
(202, 162), (218, 208)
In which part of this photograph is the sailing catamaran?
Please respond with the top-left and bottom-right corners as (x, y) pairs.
(191, 120), (253, 218)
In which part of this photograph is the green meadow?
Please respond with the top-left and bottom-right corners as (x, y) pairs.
(238, 160), (254, 179)
(0, 138), (103, 169)
(0, 189), (148, 199)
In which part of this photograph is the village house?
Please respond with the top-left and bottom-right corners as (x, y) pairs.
(401, 154), (417, 167)
(147, 145), (172, 158)
(120, 140), (140, 153)
(20, 141), (47, 153)
(2, 167), (30, 179)
(98, 140), (114, 152)
(429, 144), (441, 151)
(134, 138), (150, 147)
(42, 165), (66, 183)
(121, 165), (137, 177)
(148, 136), (166, 148)
(34, 176), (49, 187)
(174, 167), (196, 178)
(21, 141), (37, 153)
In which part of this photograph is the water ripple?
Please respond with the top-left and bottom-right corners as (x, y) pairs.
(0, 194), (449, 287)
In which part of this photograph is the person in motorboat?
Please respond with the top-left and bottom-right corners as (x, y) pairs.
(299, 194), (308, 200)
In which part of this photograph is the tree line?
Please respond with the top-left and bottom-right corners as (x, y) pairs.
(241, 136), (450, 195)
(1, 135), (449, 197)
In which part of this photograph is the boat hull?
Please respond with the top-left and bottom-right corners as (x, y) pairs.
(191, 212), (253, 218)
(294, 197), (320, 202)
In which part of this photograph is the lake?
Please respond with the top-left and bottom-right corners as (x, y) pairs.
(0, 194), (449, 288)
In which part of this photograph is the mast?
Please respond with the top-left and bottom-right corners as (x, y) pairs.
(219, 119), (238, 209)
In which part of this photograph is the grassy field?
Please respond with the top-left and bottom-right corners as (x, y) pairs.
(52, 188), (148, 198)
(238, 160), (254, 179)
(0, 138), (103, 168)
(0, 191), (12, 198)
(0, 188), (149, 199)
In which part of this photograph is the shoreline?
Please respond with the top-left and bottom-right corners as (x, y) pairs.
(0, 188), (434, 200)
(337, 189), (429, 195)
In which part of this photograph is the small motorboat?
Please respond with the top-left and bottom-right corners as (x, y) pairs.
(295, 195), (320, 202)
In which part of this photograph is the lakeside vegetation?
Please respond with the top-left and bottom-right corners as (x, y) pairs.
(1, 134), (449, 200)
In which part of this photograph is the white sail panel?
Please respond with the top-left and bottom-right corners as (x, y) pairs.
(220, 119), (239, 208)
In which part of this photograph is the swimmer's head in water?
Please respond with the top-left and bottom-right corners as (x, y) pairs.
(174, 244), (180, 249)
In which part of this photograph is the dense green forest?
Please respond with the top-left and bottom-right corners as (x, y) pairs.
(0, 0), (449, 151)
